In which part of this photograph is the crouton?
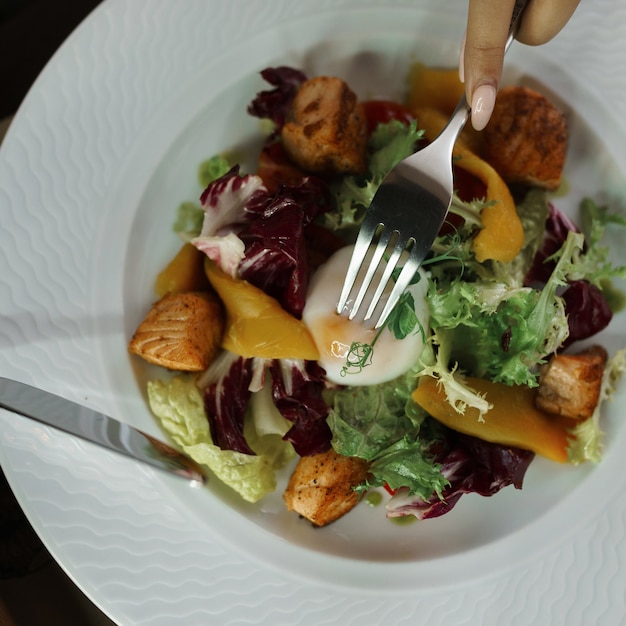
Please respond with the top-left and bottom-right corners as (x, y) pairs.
(281, 76), (368, 175)
(283, 448), (370, 526)
(129, 291), (224, 371)
(482, 86), (568, 190)
(536, 345), (608, 420)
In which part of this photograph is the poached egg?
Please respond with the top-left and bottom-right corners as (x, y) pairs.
(303, 245), (430, 385)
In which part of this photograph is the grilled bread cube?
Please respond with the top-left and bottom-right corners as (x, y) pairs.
(129, 291), (224, 371)
(284, 448), (370, 526)
(281, 76), (368, 175)
(483, 86), (568, 190)
(536, 346), (608, 420)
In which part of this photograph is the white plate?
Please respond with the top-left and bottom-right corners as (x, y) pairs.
(1, 1), (626, 624)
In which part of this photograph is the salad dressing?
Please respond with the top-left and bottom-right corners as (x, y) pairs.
(365, 491), (383, 507)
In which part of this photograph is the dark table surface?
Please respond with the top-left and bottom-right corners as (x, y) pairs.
(1, 0), (103, 119)
(1, 2), (119, 624)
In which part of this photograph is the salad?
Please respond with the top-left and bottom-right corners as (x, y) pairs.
(128, 62), (626, 527)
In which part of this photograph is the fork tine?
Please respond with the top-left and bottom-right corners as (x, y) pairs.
(336, 219), (381, 315)
(363, 233), (410, 322)
(373, 246), (422, 329)
(336, 3), (526, 330)
(348, 228), (394, 320)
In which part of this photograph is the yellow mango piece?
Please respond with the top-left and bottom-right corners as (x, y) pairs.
(407, 64), (483, 155)
(412, 107), (524, 263)
(413, 376), (574, 463)
(406, 63), (465, 117)
(155, 243), (210, 298)
(204, 259), (320, 360)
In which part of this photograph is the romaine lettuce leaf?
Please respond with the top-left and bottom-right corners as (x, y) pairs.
(147, 375), (294, 503)
(172, 201), (205, 240)
(198, 154), (233, 189)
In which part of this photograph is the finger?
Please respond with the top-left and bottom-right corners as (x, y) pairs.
(516, 0), (580, 45)
(463, 0), (516, 130)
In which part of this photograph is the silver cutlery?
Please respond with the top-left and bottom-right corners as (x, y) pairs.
(337, 0), (527, 328)
(0, 377), (206, 485)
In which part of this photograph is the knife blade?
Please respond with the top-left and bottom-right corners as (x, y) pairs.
(0, 377), (206, 485)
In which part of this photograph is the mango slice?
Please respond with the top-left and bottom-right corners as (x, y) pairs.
(155, 242), (210, 297)
(412, 107), (524, 263)
(204, 259), (320, 360)
(406, 63), (483, 155)
(413, 375), (574, 463)
(406, 63), (465, 117)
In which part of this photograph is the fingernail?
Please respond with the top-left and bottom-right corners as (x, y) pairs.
(471, 84), (497, 131)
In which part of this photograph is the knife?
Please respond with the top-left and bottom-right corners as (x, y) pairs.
(0, 377), (206, 485)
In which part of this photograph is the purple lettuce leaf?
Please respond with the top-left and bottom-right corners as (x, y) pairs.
(247, 66), (307, 131)
(270, 359), (332, 456)
(386, 430), (534, 520)
(194, 165), (331, 318)
(561, 279), (613, 349)
(525, 203), (581, 286)
(192, 165), (270, 276)
(201, 355), (332, 458)
(238, 176), (332, 318)
(198, 165), (269, 228)
(202, 351), (255, 454)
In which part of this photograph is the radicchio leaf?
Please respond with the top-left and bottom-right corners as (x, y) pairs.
(386, 430), (534, 520)
(198, 165), (269, 234)
(192, 166), (270, 276)
(524, 204), (613, 349)
(270, 359), (332, 456)
(247, 66), (308, 131)
(525, 203), (581, 286)
(238, 176), (332, 318)
(561, 280), (613, 348)
(202, 351), (255, 454)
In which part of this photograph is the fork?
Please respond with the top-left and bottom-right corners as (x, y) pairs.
(336, 1), (527, 329)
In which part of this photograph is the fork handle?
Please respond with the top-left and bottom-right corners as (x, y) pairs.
(507, 0), (530, 50)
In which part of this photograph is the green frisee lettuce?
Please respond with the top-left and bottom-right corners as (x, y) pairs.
(324, 120), (424, 234)
(427, 232), (578, 389)
(555, 198), (626, 287)
(173, 154), (234, 240)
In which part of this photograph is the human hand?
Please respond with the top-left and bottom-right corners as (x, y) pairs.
(460, 0), (580, 131)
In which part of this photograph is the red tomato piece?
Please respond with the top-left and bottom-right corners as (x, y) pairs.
(362, 100), (415, 134)
(383, 483), (398, 496)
